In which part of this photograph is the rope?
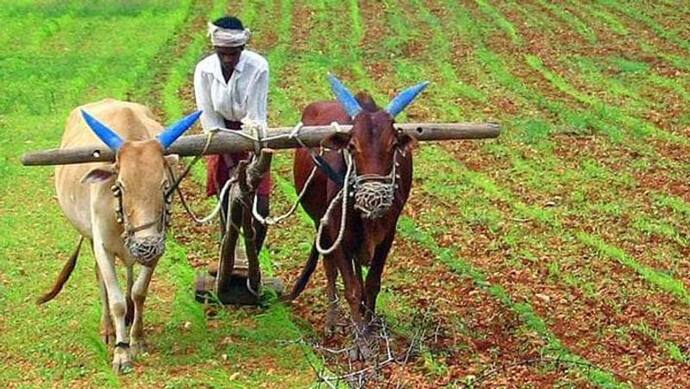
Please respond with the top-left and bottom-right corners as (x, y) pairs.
(315, 150), (353, 255)
(252, 164), (317, 225)
(171, 131), (238, 225)
(175, 121), (356, 255)
(252, 122), (320, 226)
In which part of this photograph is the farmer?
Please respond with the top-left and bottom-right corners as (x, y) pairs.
(193, 15), (271, 251)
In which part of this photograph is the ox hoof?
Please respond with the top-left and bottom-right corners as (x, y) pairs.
(112, 358), (134, 375)
(347, 343), (373, 362)
(324, 309), (341, 337)
(348, 332), (374, 361)
(325, 325), (335, 338)
(130, 341), (148, 358)
(112, 348), (133, 374)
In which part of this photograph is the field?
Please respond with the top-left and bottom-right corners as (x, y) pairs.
(2, 0), (690, 387)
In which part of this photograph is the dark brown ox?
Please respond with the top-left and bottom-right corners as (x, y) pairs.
(287, 75), (427, 353)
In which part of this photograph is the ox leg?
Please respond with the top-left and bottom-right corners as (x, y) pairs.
(334, 250), (363, 327)
(125, 265), (134, 326)
(364, 232), (395, 327)
(354, 263), (365, 316)
(334, 250), (372, 361)
(323, 255), (339, 337)
(130, 263), (156, 357)
(96, 264), (114, 345)
(93, 241), (132, 373)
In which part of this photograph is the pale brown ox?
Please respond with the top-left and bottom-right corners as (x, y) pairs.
(40, 99), (200, 373)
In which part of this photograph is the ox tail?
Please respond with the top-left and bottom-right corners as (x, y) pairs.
(36, 236), (84, 305)
(284, 241), (320, 301)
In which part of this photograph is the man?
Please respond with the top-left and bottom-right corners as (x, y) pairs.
(194, 16), (271, 251)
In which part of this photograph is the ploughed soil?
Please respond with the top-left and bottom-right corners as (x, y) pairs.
(158, 0), (690, 387)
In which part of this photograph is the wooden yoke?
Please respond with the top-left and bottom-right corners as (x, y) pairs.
(215, 150), (273, 304)
(21, 123), (501, 166)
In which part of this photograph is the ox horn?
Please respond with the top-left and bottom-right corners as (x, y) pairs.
(157, 110), (202, 149)
(385, 81), (430, 118)
(81, 110), (124, 151)
(327, 73), (362, 119)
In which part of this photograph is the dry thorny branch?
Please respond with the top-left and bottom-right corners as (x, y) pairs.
(281, 308), (441, 389)
(282, 306), (603, 388)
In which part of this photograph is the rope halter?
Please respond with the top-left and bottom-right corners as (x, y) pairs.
(111, 167), (174, 265)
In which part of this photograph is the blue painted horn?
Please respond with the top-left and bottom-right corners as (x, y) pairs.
(157, 110), (202, 149)
(81, 109), (201, 151)
(385, 81), (430, 118)
(327, 73), (362, 118)
(81, 110), (124, 151)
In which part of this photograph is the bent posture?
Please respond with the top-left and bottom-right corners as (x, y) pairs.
(194, 15), (271, 250)
(40, 99), (199, 373)
(289, 75), (427, 355)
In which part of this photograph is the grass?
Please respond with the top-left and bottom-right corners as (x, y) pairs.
(475, 0), (522, 45)
(535, 0), (597, 44)
(0, 1), (196, 385)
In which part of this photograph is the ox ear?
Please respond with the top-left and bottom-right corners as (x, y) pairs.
(81, 165), (116, 184)
(157, 110), (202, 149)
(327, 73), (362, 118)
(321, 131), (351, 150)
(81, 110), (123, 151)
(385, 81), (430, 118)
(396, 132), (418, 152)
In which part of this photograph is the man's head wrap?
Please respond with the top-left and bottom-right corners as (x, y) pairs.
(208, 22), (251, 47)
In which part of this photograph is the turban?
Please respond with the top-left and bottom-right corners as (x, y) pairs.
(208, 22), (251, 47)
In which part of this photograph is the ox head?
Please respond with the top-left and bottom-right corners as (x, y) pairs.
(80, 110), (201, 266)
(323, 74), (427, 218)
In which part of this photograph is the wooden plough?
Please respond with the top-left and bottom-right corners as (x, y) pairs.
(22, 122), (501, 305)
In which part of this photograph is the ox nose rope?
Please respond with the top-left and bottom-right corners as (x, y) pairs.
(112, 182), (171, 236)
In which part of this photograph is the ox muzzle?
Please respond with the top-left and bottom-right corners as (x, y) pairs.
(125, 234), (165, 266)
(113, 183), (172, 267)
(349, 149), (401, 219)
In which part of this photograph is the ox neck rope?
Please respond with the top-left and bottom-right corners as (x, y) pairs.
(314, 147), (402, 255)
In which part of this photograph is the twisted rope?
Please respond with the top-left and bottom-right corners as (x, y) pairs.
(316, 150), (353, 255)
(252, 123), (324, 226)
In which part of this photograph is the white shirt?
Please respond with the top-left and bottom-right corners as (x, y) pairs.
(193, 50), (269, 135)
